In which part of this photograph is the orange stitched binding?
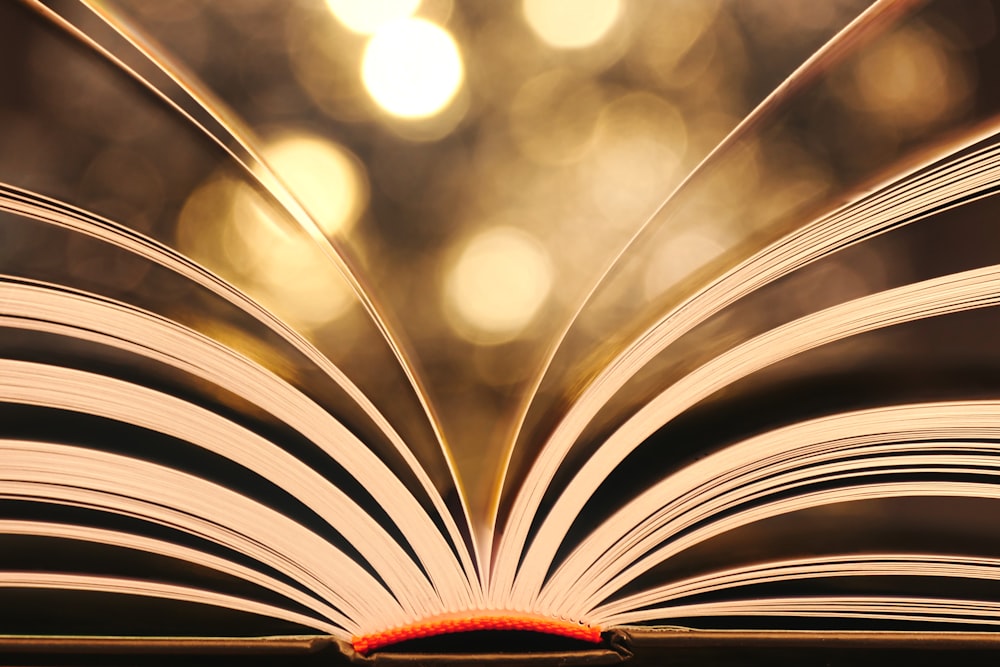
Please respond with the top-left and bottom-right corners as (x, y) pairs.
(351, 612), (601, 653)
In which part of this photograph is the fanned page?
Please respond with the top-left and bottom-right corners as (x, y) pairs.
(6, 0), (1000, 659)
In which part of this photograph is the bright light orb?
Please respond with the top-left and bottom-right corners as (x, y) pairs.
(262, 134), (367, 237)
(228, 184), (356, 330)
(362, 18), (463, 119)
(523, 0), (621, 49)
(326, 0), (420, 35)
(445, 227), (553, 343)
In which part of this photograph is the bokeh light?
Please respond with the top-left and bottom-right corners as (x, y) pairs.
(175, 176), (237, 276)
(260, 133), (368, 238)
(26, 0), (984, 545)
(444, 226), (553, 344)
(624, 0), (720, 92)
(843, 24), (971, 132)
(508, 69), (604, 166)
(176, 155), (359, 333)
(228, 183), (356, 330)
(522, 0), (621, 49)
(286, 8), (370, 124)
(643, 230), (728, 299)
(583, 92), (687, 224)
(362, 17), (464, 119)
(326, 0), (420, 35)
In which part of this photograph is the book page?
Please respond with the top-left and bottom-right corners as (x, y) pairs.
(493, 0), (1000, 581)
(1, 0), (478, 554)
(12, 0), (1000, 640)
(571, 176), (1000, 483)
(63, 0), (881, 554)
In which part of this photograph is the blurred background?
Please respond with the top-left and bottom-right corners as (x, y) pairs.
(1, 0), (995, 534)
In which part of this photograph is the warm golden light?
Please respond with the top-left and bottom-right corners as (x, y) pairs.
(176, 163), (357, 333)
(509, 69), (604, 166)
(583, 92), (687, 223)
(362, 18), (464, 119)
(846, 25), (970, 131)
(326, 0), (420, 35)
(261, 133), (368, 238)
(522, 0), (621, 49)
(444, 227), (553, 344)
(643, 230), (728, 299)
(175, 177), (238, 280)
(625, 0), (719, 89)
(228, 184), (356, 331)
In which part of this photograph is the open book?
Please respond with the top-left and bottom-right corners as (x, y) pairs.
(5, 0), (1000, 661)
